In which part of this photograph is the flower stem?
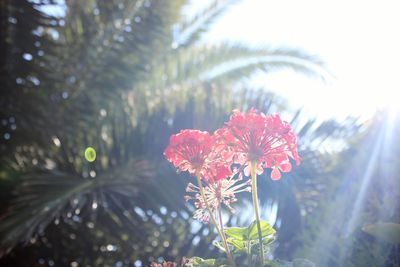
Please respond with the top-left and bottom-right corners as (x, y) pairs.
(195, 175), (236, 267)
(217, 204), (234, 265)
(247, 241), (253, 267)
(250, 161), (264, 265)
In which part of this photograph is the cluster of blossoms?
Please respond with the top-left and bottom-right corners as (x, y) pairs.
(215, 109), (300, 180)
(164, 109), (300, 222)
(185, 172), (250, 223)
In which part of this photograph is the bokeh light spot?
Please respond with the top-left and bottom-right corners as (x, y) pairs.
(84, 147), (96, 162)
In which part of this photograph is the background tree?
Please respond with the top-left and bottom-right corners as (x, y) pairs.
(294, 111), (400, 266)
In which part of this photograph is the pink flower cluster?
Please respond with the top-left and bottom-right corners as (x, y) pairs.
(164, 109), (300, 222)
(164, 108), (300, 181)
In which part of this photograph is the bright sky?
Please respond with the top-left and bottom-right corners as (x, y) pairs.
(195, 0), (400, 120)
(42, 1), (400, 120)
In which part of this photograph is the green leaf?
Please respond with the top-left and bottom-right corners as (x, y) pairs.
(247, 220), (276, 240)
(362, 222), (400, 244)
(224, 226), (247, 241)
(212, 241), (226, 252)
(188, 257), (229, 267)
(224, 220), (276, 256)
(226, 238), (247, 253)
(224, 220), (275, 242)
(189, 257), (216, 265)
(262, 235), (276, 245)
(223, 221), (275, 254)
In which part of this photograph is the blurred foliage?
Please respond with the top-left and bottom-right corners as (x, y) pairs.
(294, 112), (400, 266)
(362, 223), (400, 245)
(0, 0), (383, 266)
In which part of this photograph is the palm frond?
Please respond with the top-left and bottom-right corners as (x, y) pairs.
(175, 0), (238, 48)
(0, 159), (153, 256)
(200, 46), (330, 82)
(127, 44), (328, 119)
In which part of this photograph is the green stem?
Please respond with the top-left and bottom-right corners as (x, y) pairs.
(247, 241), (253, 267)
(217, 203), (236, 266)
(250, 161), (264, 265)
(195, 174), (236, 267)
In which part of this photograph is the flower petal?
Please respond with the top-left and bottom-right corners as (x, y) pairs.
(280, 162), (292, 172)
(271, 168), (281, 180)
(243, 165), (251, 177)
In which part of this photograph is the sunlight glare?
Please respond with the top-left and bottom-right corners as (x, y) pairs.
(202, 0), (400, 121)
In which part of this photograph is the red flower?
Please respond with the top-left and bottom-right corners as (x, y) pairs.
(164, 130), (213, 175)
(164, 130), (232, 182)
(215, 109), (300, 180)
